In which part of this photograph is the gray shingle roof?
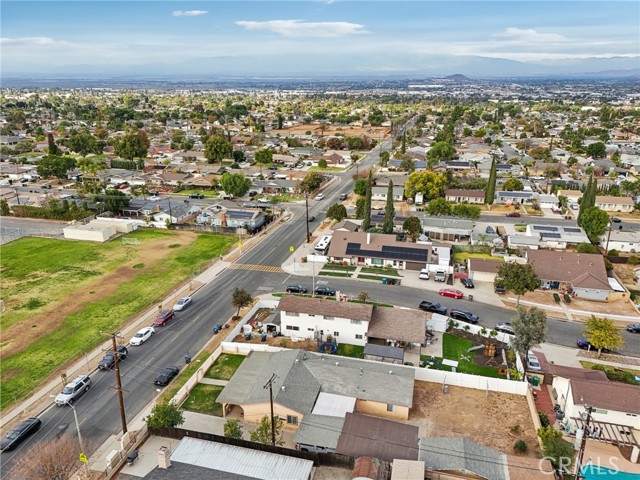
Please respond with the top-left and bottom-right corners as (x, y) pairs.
(294, 414), (345, 449)
(419, 437), (508, 480)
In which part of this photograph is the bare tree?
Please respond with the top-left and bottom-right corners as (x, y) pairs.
(8, 435), (83, 480)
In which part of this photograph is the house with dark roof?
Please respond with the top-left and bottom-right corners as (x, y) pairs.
(526, 250), (614, 301)
(326, 232), (431, 271)
(467, 257), (503, 282)
(216, 349), (415, 440)
(445, 189), (485, 204)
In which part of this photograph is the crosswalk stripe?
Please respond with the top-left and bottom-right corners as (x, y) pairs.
(228, 263), (284, 273)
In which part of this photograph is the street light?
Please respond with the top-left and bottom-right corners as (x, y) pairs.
(50, 396), (89, 476)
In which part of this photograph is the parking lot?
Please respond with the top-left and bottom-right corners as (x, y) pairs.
(0, 217), (66, 244)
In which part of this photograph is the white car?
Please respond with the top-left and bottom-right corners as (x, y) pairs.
(257, 197), (270, 204)
(173, 297), (192, 311)
(315, 193), (324, 200)
(130, 327), (155, 346)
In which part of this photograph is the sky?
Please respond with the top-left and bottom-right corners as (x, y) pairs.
(1, 1), (639, 76)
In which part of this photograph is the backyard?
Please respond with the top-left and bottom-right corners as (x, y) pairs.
(204, 354), (246, 381)
(452, 251), (503, 264)
(0, 229), (236, 410)
(181, 384), (224, 416)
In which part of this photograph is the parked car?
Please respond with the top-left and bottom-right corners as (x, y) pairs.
(0, 417), (42, 451)
(450, 309), (479, 324)
(626, 323), (640, 333)
(98, 345), (128, 370)
(460, 278), (474, 289)
(339, 193), (348, 200)
(286, 284), (308, 294)
(55, 375), (92, 406)
(495, 323), (515, 335)
(576, 338), (610, 353)
(526, 354), (542, 372)
(418, 269), (430, 280)
(130, 326), (155, 346)
(173, 296), (192, 311)
(419, 301), (447, 315)
(485, 226), (495, 234)
(315, 193), (325, 201)
(439, 288), (463, 299)
(434, 269), (447, 282)
(188, 193), (204, 199)
(506, 212), (521, 217)
(154, 366), (180, 386)
(154, 309), (175, 326)
(314, 286), (336, 296)
(249, 191), (258, 197)
(494, 286), (506, 295)
(611, 217), (622, 223)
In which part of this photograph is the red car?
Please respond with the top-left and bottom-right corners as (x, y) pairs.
(439, 288), (463, 299)
(154, 309), (175, 326)
(506, 212), (521, 217)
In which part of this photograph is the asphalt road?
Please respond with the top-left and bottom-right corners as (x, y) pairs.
(2, 130), (639, 474)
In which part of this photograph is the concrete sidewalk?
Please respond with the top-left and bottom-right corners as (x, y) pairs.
(533, 343), (640, 370)
(506, 298), (640, 322)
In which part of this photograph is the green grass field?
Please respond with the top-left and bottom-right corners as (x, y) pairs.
(360, 267), (400, 276)
(0, 230), (235, 410)
(321, 264), (357, 271)
(181, 384), (224, 416)
(170, 190), (219, 198)
(451, 252), (503, 264)
(204, 354), (245, 380)
(442, 333), (502, 378)
(318, 271), (353, 278)
(335, 344), (364, 358)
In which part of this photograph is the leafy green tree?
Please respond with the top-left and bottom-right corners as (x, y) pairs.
(486, 158), (496, 205)
(452, 203), (481, 219)
(578, 175), (593, 225)
(426, 141), (456, 163)
(354, 179), (368, 196)
(231, 287), (253, 319)
(114, 130), (150, 160)
(511, 306), (547, 356)
(232, 150), (246, 162)
(318, 159), (328, 169)
(250, 415), (284, 446)
(223, 419), (244, 440)
(254, 148), (274, 164)
(379, 150), (390, 168)
(586, 142), (606, 158)
(0, 199), (10, 216)
(362, 169), (373, 231)
(502, 178), (524, 191)
(400, 132), (406, 154)
(576, 243), (599, 254)
(99, 189), (130, 213)
(67, 132), (102, 157)
(399, 158), (415, 172)
(47, 133), (60, 156)
(77, 157), (106, 176)
(405, 171), (447, 201)
(382, 181), (395, 234)
(37, 156), (76, 179)
(425, 198), (453, 216)
(580, 206), (609, 243)
(355, 196), (366, 219)
(204, 136), (233, 164)
(327, 203), (347, 222)
(220, 173), (251, 198)
(537, 426), (575, 474)
(301, 171), (325, 192)
(403, 216), (422, 241)
(145, 401), (185, 428)
(584, 316), (624, 356)
(495, 262), (539, 306)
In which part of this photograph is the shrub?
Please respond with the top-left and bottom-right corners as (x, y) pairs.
(511, 423), (521, 433)
(553, 293), (561, 303)
(563, 294), (572, 304)
(607, 249), (620, 257)
(628, 255), (640, 266)
(480, 327), (488, 336)
(591, 364), (639, 385)
(539, 412), (550, 428)
(514, 440), (528, 453)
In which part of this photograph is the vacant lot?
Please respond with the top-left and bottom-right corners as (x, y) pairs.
(410, 381), (538, 456)
(0, 229), (236, 410)
(272, 124), (389, 139)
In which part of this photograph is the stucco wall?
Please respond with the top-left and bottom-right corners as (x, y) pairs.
(355, 399), (409, 421)
(238, 401), (305, 429)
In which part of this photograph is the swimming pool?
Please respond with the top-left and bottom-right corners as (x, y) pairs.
(581, 465), (640, 479)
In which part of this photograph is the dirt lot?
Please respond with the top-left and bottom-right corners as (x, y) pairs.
(272, 124), (390, 139)
(613, 262), (639, 288)
(410, 382), (539, 456)
(1, 231), (199, 358)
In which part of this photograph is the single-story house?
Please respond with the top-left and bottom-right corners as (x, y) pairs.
(556, 189), (582, 203)
(327, 231), (431, 271)
(371, 185), (405, 202)
(467, 258), (503, 282)
(507, 235), (541, 250)
(445, 161), (474, 173)
(595, 195), (635, 213)
(538, 194), (559, 209)
(444, 189), (485, 204)
(526, 250), (614, 301)
(526, 224), (590, 250)
(332, 220), (359, 233)
(197, 207), (266, 230)
(420, 216), (474, 242)
(496, 191), (537, 204)
(599, 230), (640, 253)
(495, 163), (522, 176)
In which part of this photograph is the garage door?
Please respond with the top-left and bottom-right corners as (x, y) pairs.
(406, 262), (423, 271)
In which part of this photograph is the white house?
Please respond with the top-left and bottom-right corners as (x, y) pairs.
(600, 230), (640, 253)
(278, 296), (372, 346)
(371, 185), (405, 202)
(595, 195), (635, 213)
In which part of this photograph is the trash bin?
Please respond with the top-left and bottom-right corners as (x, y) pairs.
(468, 294), (473, 301)
(382, 278), (387, 285)
(532, 376), (540, 387)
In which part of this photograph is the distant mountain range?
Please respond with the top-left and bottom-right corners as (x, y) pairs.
(3, 54), (639, 80)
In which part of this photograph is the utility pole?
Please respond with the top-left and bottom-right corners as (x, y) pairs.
(263, 374), (277, 446)
(305, 191), (310, 243)
(574, 405), (594, 480)
(105, 333), (128, 434)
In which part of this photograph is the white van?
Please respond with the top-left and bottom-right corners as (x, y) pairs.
(314, 235), (332, 253)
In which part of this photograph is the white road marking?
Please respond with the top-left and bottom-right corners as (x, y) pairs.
(283, 274), (291, 284)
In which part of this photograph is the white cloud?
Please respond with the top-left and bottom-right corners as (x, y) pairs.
(236, 20), (368, 38)
(492, 28), (568, 44)
(1, 37), (66, 46)
(172, 10), (208, 17)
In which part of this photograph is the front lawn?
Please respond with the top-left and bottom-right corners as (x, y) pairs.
(321, 264), (357, 271)
(441, 333), (502, 378)
(452, 252), (503, 264)
(360, 267), (400, 276)
(171, 190), (219, 197)
(336, 344), (364, 359)
(181, 384), (224, 416)
(319, 271), (353, 278)
(204, 354), (246, 380)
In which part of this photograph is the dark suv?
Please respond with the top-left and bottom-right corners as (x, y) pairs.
(419, 301), (447, 315)
(314, 286), (336, 296)
(286, 285), (308, 294)
(189, 193), (204, 199)
(98, 345), (128, 370)
(450, 309), (479, 324)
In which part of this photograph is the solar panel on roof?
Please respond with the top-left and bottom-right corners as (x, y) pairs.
(542, 233), (562, 239)
(227, 210), (255, 219)
(345, 243), (428, 262)
(564, 227), (582, 233)
(533, 225), (558, 232)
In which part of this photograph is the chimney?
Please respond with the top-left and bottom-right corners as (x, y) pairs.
(156, 204), (161, 213)
(157, 446), (171, 469)
(367, 232), (371, 245)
